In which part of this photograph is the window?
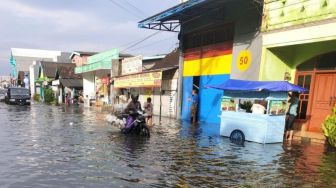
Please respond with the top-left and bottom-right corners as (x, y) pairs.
(296, 74), (312, 120)
(182, 23), (233, 50)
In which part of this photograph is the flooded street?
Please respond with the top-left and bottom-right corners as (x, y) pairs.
(0, 104), (335, 188)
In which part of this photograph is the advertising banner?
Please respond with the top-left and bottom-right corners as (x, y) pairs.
(114, 71), (162, 88)
(122, 56), (143, 75)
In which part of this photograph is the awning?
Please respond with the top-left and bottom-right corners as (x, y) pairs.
(75, 49), (119, 74)
(206, 79), (308, 93)
(138, 0), (209, 32)
(114, 71), (162, 88)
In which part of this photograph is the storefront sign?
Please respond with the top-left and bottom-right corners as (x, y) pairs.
(75, 61), (112, 74)
(122, 56), (143, 75)
(237, 50), (252, 72)
(114, 71), (162, 88)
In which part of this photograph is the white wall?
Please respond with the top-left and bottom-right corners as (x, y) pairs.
(83, 73), (95, 99)
(29, 61), (36, 96)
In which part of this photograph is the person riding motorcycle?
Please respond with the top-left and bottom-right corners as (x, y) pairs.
(124, 93), (142, 113)
(122, 94), (143, 134)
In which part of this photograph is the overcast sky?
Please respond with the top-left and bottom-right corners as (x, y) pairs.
(0, 0), (180, 75)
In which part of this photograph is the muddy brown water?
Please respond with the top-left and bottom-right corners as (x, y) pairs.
(0, 103), (335, 188)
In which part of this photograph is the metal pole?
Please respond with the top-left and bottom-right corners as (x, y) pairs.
(159, 86), (162, 122)
(176, 48), (184, 120)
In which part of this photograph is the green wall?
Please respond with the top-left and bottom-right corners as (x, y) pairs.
(260, 39), (336, 81)
(263, 0), (336, 31)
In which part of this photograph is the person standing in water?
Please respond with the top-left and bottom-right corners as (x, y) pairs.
(188, 89), (199, 125)
(143, 97), (153, 127)
(285, 92), (299, 140)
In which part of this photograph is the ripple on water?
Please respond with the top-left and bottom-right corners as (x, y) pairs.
(0, 104), (335, 187)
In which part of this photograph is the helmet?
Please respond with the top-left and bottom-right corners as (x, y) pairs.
(131, 93), (139, 102)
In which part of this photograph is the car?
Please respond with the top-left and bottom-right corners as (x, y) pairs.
(0, 89), (6, 102)
(5, 87), (31, 105)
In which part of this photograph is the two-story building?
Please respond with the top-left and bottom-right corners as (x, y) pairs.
(139, 0), (336, 142)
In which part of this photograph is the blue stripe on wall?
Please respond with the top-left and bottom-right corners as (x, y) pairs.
(198, 74), (229, 124)
(181, 77), (193, 121)
(181, 74), (230, 124)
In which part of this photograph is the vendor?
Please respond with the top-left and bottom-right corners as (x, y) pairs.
(251, 100), (266, 114)
(284, 92), (299, 140)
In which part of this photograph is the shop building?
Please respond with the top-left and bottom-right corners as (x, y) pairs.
(113, 50), (179, 118)
(139, 0), (263, 124)
(74, 49), (132, 106)
(260, 0), (336, 134)
(36, 61), (74, 101)
(52, 64), (83, 104)
(69, 51), (98, 67)
(140, 0), (336, 140)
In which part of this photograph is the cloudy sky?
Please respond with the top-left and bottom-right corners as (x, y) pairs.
(0, 0), (180, 75)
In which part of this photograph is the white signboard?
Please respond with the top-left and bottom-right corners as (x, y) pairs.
(122, 56), (143, 75)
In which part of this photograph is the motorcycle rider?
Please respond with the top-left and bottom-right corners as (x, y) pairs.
(122, 93), (143, 134)
(124, 93), (142, 113)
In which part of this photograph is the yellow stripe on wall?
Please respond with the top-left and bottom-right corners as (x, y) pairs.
(183, 54), (232, 76)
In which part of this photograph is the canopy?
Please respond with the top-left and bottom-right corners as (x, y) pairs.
(206, 79), (308, 93)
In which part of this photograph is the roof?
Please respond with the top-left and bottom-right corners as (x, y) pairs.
(138, 0), (215, 32)
(143, 55), (166, 61)
(149, 49), (179, 71)
(57, 52), (72, 63)
(14, 56), (54, 72)
(59, 78), (83, 88)
(57, 64), (82, 79)
(69, 51), (98, 59)
(206, 79), (309, 93)
(40, 62), (74, 78)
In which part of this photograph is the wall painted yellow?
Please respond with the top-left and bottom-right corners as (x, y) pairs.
(183, 55), (232, 76)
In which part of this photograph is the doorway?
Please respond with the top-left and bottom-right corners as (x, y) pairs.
(295, 51), (336, 132)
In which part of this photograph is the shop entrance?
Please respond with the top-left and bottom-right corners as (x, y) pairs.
(295, 51), (336, 132)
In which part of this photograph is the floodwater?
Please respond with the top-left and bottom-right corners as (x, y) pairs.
(0, 103), (335, 188)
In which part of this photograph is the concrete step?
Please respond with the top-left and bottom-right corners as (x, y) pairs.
(293, 131), (326, 144)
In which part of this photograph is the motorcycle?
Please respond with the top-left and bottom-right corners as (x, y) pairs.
(106, 110), (150, 137)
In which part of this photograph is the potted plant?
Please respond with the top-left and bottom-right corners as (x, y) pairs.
(322, 106), (336, 147)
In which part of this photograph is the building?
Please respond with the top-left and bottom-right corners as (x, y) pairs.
(139, 0), (336, 141)
(74, 49), (133, 106)
(69, 51), (98, 67)
(10, 48), (71, 95)
(139, 0), (262, 124)
(260, 0), (336, 134)
(52, 64), (83, 104)
(113, 50), (179, 118)
(36, 62), (76, 101)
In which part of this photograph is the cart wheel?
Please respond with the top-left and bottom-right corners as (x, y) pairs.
(230, 130), (245, 145)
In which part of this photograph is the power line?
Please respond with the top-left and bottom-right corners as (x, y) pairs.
(126, 34), (178, 52)
(123, 0), (147, 17)
(107, 0), (143, 19)
(121, 31), (161, 52)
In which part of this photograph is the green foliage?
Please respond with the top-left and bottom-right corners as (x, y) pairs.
(44, 88), (55, 104)
(33, 93), (40, 102)
(322, 106), (336, 147)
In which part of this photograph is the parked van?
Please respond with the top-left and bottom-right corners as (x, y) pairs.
(5, 87), (31, 105)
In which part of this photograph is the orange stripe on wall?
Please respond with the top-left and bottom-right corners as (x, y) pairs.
(184, 42), (233, 61)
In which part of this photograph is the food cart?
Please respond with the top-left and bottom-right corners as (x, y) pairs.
(207, 79), (308, 144)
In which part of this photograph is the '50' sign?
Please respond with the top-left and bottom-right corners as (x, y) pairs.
(236, 50), (252, 72)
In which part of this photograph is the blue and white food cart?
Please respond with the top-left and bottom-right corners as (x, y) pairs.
(207, 79), (308, 144)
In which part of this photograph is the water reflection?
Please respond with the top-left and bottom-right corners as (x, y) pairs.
(0, 103), (335, 187)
